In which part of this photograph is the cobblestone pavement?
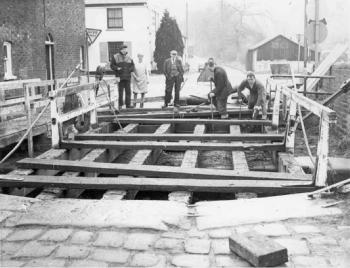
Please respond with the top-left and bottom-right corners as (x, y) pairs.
(0, 193), (349, 267)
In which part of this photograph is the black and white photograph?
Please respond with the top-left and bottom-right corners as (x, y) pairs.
(0, 0), (350, 267)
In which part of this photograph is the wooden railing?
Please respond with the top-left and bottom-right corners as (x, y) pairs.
(272, 85), (336, 187)
(50, 78), (118, 148)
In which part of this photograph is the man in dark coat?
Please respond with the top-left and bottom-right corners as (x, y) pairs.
(163, 50), (184, 108)
(208, 66), (236, 119)
(237, 71), (267, 119)
(110, 45), (135, 108)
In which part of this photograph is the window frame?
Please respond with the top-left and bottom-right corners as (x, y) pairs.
(107, 8), (123, 29)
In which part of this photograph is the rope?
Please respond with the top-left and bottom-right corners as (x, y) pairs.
(0, 63), (82, 164)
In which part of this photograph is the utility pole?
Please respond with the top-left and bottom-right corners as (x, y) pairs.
(185, 0), (189, 64)
(303, 0), (308, 69)
(314, 0), (320, 67)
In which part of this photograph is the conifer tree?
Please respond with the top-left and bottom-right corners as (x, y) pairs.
(154, 10), (184, 72)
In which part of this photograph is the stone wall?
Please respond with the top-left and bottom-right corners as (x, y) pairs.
(323, 63), (350, 135)
(0, 0), (85, 81)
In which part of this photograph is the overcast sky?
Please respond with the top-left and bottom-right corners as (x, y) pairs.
(149, 0), (350, 48)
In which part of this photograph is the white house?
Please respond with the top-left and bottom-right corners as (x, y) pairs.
(85, 0), (160, 72)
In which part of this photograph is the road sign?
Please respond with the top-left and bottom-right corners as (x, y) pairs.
(86, 28), (102, 46)
(306, 19), (328, 45)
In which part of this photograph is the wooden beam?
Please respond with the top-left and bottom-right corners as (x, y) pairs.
(272, 88), (281, 128)
(36, 122), (118, 199)
(314, 113), (329, 186)
(229, 232), (288, 267)
(170, 124), (206, 203)
(230, 125), (249, 171)
(17, 158), (312, 181)
(60, 140), (286, 152)
(105, 118), (272, 126)
(108, 123), (172, 200)
(280, 86), (336, 120)
(0, 175), (316, 194)
(98, 110), (263, 121)
(75, 133), (285, 142)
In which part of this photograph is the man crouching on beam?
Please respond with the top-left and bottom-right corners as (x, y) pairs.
(208, 65), (237, 119)
(237, 71), (267, 120)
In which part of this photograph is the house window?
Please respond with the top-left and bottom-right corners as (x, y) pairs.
(108, 42), (124, 61)
(107, 8), (123, 29)
(3, 42), (17, 80)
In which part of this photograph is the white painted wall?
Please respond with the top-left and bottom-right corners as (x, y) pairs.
(85, 4), (159, 71)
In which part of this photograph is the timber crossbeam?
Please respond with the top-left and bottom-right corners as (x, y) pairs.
(0, 174), (316, 194)
(75, 133), (285, 142)
(17, 158), (312, 181)
(104, 118), (272, 126)
(59, 140), (286, 152)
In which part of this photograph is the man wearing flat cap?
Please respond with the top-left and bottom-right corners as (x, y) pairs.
(110, 44), (135, 109)
(237, 71), (267, 119)
(162, 50), (184, 108)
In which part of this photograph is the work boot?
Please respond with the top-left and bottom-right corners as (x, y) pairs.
(162, 104), (168, 109)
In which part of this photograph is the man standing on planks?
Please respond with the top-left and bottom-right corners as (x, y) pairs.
(162, 50), (184, 109)
(208, 65), (236, 119)
(237, 71), (267, 120)
(110, 44), (135, 109)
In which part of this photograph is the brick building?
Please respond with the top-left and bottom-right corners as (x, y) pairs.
(0, 0), (86, 82)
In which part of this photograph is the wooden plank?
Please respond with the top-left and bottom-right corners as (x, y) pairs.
(302, 79), (350, 122)
(106, 118), (272, 126)
(314, 113), (329, 186)
(75, 133), (285, 142)
(17, 158), (313, 181)
(61, 140), (285, 152)
(99, 110), (262, 120)
(0, 174), (315, 194)
(306, 44), (348, 91)
(63, 124), (139, 199)
(181, 125), (205, 168)
(105, 123), (172, 200)
(230, 125), (249, 171)
(170, 124), (206, 203)
(36, 122), (120, 199)
(57, 97), (116, 123)
(272, 88), (281, 128)
(280, 86), (336, 120)
(229, 232), (288, 267)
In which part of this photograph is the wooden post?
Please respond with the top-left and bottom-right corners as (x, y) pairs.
(89, 85), (97, 127)
(303, 77), (307, 96)
(314, 112), (329, 186)
(24, 84), (34, 157)
(282, 92), (287, 121)
(50, 91), (60, 148)
(272, 87), (281, 129)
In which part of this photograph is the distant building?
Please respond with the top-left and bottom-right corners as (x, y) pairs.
(246, 34), (317, 73)
(85, 0), (160, 72)
(0, 0), (86, 81)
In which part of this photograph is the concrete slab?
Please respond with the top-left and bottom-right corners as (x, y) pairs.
(12, 199), (187, 231)
(195, 193), (342, 230)
(0, 194), (38, 212)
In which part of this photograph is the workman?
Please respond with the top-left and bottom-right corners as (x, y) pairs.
(208, 65), (236, 119)
(237, 71), (267, 119)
